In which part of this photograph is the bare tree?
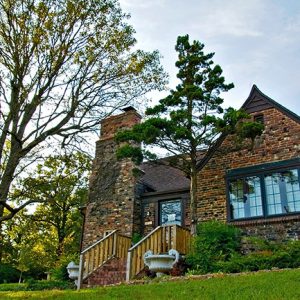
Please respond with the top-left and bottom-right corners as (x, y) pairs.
(0, 0), (167, 223)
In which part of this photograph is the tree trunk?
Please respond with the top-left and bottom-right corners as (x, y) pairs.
(190, 168), (198, 236)
(0, 219), (3, 263)
(18, 271), (23, 284)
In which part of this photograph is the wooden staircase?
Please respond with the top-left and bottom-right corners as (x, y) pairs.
(77, 230), (131, 289)
(126, 225), (191, 281)
(77, 225), (191, 289)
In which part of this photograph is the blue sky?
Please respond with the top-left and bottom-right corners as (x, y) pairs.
(119, 0), (300, 114)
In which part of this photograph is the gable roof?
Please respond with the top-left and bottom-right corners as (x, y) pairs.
(242, 85), (300, 123)
(197, 84), (300, 171)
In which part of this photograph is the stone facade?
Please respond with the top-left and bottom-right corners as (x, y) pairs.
(81, 108), (142, 250)
(82, 86), (300, 249)
(196, 104), (300, 241)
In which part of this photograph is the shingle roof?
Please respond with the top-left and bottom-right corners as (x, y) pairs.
(139, 162), (190, 193)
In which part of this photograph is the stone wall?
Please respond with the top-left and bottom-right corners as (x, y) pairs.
(81, 108), (141, 250)
(196, 107), (300, 241)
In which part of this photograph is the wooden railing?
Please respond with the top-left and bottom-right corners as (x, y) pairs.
(126, 225), (191, 281)
(77, 230), (131, 289)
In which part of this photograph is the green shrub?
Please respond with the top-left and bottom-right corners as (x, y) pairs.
(215, 240), (300, 273)
(186, 221), (241, 274)
(51, 253), (79, 281)
(26, 279), (74, 291)
(186, 220), (300, 275)
(0, 280), (74, 291)
(132, 233), (143, 245)
(0, 264), (20, 283)
(0, 283), (26, 291)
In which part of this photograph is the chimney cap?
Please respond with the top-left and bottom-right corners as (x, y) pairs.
(122, 106), (136, 112)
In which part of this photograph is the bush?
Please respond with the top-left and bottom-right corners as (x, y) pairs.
(185, 221), (300, 275)
(132, 233), (143, 245)
(0, 280), (74, 291)
(186, 221), (241, 274)
(0, 283), (26, 292)
(50, 253), (79, 281)
(215, 240), (300, 273)
(0, 264), (20, 283)
(26, 279), (75, 291)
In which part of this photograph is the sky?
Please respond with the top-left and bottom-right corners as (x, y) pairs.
(119, 0), (300, 114)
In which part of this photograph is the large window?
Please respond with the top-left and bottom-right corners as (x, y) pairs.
(227, 163), (300, 220)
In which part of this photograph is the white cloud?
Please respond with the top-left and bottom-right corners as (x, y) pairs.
(118, 0), (300, 114)
(119, 0), (166, 9)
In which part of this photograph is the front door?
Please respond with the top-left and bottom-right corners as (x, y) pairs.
(159, 199), (182, 226)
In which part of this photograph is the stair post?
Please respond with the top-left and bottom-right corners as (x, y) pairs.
(126, 250), (132, 282)
(77, 254), (84, 290)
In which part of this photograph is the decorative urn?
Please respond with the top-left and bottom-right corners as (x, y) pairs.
(144, 249), (179, 277)
(66, 261), (79, 287)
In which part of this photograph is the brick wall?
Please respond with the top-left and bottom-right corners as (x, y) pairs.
(197, 107), (300, 241)
(81, 108), (141, 250)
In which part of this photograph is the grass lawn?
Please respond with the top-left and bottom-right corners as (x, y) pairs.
(0, 269), (299, 300)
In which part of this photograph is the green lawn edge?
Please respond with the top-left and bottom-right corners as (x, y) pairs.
(0, 268), (299, 300)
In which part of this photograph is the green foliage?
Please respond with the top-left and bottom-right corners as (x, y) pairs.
(0, 0), (167, 224)
(186, 221), (241, 273)
(0, 280), (74, 291)
(26, 280), (75, 291)
(2, 152), (90, 279)
(131, 233), (143, 245)
(0, 264), (19, 283)
(215, 241), (300, 273)
(0, 283), (26, 292)
(116, 35), (240, 167)
(51, 253), (79, 281)
(116, 144), (144, 165)
(1, 269), (300, 299)
(115, 35), (263, 234)
(187, 225), (300, 275)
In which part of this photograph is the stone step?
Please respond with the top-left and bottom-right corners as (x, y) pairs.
(84, 257), (127, 286)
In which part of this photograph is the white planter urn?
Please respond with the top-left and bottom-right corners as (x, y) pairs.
(66, 261), (79, 287)
(144, 249), (180, 277)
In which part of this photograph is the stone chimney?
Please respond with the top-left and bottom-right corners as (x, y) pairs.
(100, 106), (142, 140)
(81, 107), (142, 250)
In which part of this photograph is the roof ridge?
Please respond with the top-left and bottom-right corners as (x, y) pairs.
(242, 84), (300, 123)
(196, 84), (300, 171)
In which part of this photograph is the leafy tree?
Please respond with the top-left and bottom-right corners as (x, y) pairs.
(14, 152), (90, 257)
(2, 152), (90, 276)
(1, 209), (56, 280)
(116, 35), (263, 235)
(0, 0), (166, 224)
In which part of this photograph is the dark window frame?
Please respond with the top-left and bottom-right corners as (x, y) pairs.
(226, 159), (300, 221)
(158, 198), (183, 226)
(254, 114), (264, 124)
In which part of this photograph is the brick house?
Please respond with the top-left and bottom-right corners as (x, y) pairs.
(78, 85), (300, 287)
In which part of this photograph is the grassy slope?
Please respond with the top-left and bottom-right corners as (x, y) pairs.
(0, 269), (299, 300)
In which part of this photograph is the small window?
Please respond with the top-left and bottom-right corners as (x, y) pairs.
(159, 200), (182, 226)
(254, 114), (264, 124)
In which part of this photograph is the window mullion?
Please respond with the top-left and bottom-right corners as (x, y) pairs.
(243, 178), (251, 218)
(260, 175), (267, 217)
(279, 174), (288, 213)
